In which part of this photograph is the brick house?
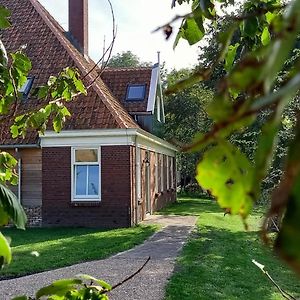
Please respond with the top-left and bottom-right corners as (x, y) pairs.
(0, 0), (177, 228)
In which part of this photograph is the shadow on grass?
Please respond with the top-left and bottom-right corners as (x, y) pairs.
(2, 227), (106, 247)
(158, 198), (223, 216)
(0, 225), (156, 280)
(159, 197), (266, 218)
(165, 226), (300, 300)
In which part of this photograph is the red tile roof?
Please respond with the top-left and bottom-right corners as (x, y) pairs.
(0, 0), (139, 145)
(101, 67), (152, 113)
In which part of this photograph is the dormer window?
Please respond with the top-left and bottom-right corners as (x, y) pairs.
(19, 76), (34, 99)
(126, 84), (146, 101)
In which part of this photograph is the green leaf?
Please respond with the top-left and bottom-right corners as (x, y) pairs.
(0, 5), (11, 29)
(242, 16), (259, 37)
(62, 88), (72, 101)
(36, 278), (82, 299)
(0, 232), (11, 267)
(0, 184), (27, 229)
(10, 125), (19, 139)
(53, 112), (63, 133)
(60, 106), (71, 118)
(265, 11), (276, 24)
(261, 27), (271, 46)
(11, 296), (29, 300)
(38, 86), (49, 99)
(77, 274), (112, 291)
(0, 205), (9, 226)
(206, 95), (234, 122)
(11, 52), (32, 74)
(74, 78), (87, 95)
(196, 140), (253, 217)
(173, 26), (184, 49)
(225, 43), (239, 72)
(182, 18), (205, 46)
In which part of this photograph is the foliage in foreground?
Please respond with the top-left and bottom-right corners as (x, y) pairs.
(164, 0), (300, 275)
(161, 198), (300, 300)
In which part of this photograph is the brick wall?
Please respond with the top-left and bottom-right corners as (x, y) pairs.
(152, 154), (176, 212)
(42, 146), (131, 228)
(136, 149), (176, 222)
(24, 206), (42, 227)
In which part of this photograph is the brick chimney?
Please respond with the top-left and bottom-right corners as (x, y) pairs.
(68, 0), (88, 56)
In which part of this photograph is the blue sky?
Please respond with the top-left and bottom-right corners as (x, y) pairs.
(38, 0), (199, 70)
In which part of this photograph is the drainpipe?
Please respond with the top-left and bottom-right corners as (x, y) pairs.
(15, 148), (21, 203)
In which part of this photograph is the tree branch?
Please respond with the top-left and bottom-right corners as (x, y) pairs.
(103, 256), (151, 293)
(252, 259), (297, 300)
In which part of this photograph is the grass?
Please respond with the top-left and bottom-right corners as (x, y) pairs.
(159, 197), (300, 300)
(0, 225), (157, 279)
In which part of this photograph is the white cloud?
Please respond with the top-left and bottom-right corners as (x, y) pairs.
(38, 0), (199, 70)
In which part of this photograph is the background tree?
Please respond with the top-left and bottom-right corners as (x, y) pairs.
(107, 50), (151, 68)
(162, 68), (213, 191)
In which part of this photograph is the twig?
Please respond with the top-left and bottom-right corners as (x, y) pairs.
(81, 0), (117, 81)
(152, 12), (194, 34)
(270, 217), (280, 232)
(252, 259), (297, 300)
(105, 256), (151, 293)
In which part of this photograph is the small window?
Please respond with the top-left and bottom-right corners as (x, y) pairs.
(72, 148), (101, 201)
(126, 84), (146, 101)
(75, 149), (98, 162)
(19, 76), (34, 99)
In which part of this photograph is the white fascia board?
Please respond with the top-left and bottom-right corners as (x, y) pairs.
(146, 65), (159, 112)
(40, 129), (136, 148)
(40, 128), (178, 156)
(136, 128), (178, 156)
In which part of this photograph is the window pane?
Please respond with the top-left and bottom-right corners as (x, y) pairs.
(19, 77), (34, 94)
(75, 149), (98, 162)
(126, 85), (145, 100)
(88, 165), (99, 196)
(76, 165), (87, 195)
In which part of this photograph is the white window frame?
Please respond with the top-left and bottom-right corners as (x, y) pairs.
(160, 154), (164, 192)
(155, 153), (158, 193)
(71, 147), (101, 202)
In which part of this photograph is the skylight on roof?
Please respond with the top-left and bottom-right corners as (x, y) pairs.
(19, 76), (34, 99)
(126, 84), (146, 101)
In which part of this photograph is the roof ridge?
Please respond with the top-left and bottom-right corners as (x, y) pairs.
(30, 0), (138, 129)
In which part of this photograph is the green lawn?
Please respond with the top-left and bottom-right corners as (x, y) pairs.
(0, 225), (156, 279)
(159, 197), (300, 300)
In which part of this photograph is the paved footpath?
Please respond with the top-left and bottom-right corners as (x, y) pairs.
(0, 216), (196, 300)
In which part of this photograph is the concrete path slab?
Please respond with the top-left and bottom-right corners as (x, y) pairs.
(0, 216), (197, 300)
